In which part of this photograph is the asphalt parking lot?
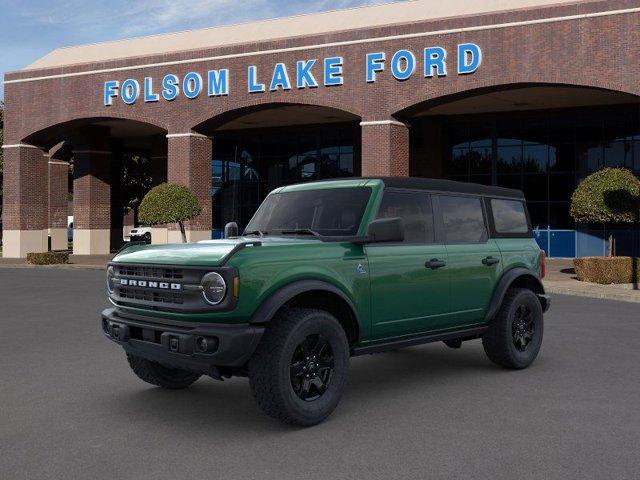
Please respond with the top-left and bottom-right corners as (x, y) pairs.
(1, 268), (639, 480)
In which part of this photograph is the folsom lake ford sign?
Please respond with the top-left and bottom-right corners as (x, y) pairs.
(103, 43), (482, 106)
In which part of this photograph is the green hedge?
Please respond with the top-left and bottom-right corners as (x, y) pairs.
(570, 168), (640, 224)
(27, 251), (69, 265)
(573, 256), (640, 284)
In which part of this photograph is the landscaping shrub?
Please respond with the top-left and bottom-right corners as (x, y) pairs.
(573, 256), (640, 284)
(570, 168), (640, 256)
(27, 251), (69, 265)
(139, 183), (202, 243)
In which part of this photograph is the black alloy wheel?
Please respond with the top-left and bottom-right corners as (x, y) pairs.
(290, 334), (335, 401)
(512, 304), (535, 351)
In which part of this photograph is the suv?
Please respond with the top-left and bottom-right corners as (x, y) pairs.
(102, 177), (549, 426)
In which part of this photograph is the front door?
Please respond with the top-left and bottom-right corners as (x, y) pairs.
(436, 195), (502, 327)
(367, 190), (451, 340)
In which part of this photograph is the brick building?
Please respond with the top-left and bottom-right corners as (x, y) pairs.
(3, 0), (640, 257)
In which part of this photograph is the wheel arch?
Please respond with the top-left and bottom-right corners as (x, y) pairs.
(485, 268), (547, 323)
(249, 280), (361, 345)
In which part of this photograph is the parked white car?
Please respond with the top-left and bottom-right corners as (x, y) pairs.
(128, 226), (152, 243)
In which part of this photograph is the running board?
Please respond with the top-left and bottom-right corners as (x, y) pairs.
(351, 326), (488, 356)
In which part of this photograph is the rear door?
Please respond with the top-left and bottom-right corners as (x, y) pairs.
(435, 194), (502, 327)
(366, 190), (451, 339)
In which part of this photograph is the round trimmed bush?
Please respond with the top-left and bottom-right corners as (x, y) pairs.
(570, 168), (640, 224)
(139, 183), (202, 243)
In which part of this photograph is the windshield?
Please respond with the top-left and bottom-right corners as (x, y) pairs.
(245, 187), (372, 237)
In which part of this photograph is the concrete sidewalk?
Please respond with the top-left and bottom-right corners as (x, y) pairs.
(544, 259), (640, 303)
(0, 254), (113, 270)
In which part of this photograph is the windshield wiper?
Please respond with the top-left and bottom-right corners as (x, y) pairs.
(279, 228), (322, 237)
(243, 230), (267, 237)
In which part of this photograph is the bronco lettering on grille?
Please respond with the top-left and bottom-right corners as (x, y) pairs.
(119, 279), (181, 290)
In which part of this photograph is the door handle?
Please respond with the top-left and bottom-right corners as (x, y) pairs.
(482, 256), (500, 266)
(426, 258), (446, 269)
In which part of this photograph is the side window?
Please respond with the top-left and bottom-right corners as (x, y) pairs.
(376, 191), (434, 243)
(439, 195), (487, 244)
(491, 199), (530, 234)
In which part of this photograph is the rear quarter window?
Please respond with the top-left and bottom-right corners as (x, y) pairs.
(491, 199), (530, 234)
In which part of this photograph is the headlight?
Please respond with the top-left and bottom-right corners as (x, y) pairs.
(201, 272), (227, 305)
(106, 266), (115, 294)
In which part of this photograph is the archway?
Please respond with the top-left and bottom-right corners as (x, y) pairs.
(22, 118), (167, 254)
(396, 84), (640, 257)
(193, 103), (361, 236)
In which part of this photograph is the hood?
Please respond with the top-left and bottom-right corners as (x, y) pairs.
(112, 236), (319, 266)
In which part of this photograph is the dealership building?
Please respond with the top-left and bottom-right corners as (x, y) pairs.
(3, 0), (640, 257)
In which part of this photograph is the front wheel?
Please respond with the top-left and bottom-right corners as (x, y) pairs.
(482, 288), (544, 369)
(248, 308), (349, 426)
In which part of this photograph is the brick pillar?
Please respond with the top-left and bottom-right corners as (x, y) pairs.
(150, 134), (169, 244)
(360, 120), (410, 177)
(1, 144), (49, 257)
(72, 126), (112, 255)
(151, 134), (168, 186)
(166, 132), (212, 243)
(48, 146), (69, 251)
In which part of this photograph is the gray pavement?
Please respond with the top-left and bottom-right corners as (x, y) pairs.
(1, 268), (639, 480)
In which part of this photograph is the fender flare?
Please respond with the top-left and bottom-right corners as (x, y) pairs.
(249, 279), (362, 331)
(485, 268), (547, 323)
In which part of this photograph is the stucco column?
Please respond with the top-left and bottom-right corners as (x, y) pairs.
(360, 120), (410, 177)
(1, 144), (49, 258)
(48, 153), (69, 251)
(166, 132), (212, 243)
(150, 134), (169, 244)
(72, 127), (112, 255)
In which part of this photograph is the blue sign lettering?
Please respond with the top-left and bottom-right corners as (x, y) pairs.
(208, 69), (229, 96)
(270, 63), (292, 91)
(296, 60), (318, 89)
(324, 57), (343, 86)
(102, 44), (482, 106)
(457, 43), (482, 75)
(366, 52), (385, 83)
(162, 74), (179, 101)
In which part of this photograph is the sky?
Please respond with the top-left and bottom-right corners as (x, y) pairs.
(0, 0), (399, 100)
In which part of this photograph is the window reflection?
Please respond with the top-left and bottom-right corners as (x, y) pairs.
(444, 107), (640, 229)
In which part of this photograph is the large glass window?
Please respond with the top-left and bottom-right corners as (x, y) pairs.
(442, 106), (640, 230)
(212, 123), (359, 235)
(376, 191), (434, 243)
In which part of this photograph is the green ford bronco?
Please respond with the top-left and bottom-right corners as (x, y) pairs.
(102, 177), (549, 426)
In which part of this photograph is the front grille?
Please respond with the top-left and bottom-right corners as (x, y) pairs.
(109, 263), (237, 313)
(116, 265), (184, 280)
(119, 286), (184, 305)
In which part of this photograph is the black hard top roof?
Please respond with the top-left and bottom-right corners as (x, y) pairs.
(367, 177), (525, 199)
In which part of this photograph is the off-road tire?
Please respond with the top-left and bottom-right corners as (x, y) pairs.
(482, 288), (544, 369)
(126, 354), (202, 389)
(248, 308), (349, 426)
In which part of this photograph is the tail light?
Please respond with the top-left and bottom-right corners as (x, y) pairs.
(540, 250), (546, 279)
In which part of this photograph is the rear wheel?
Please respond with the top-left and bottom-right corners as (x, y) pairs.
(126, 354), (201, 389)
(248, 308), (349, 426)
(482, 288), (543, 369)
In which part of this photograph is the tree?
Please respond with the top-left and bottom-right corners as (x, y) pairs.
(570, 167), (640, 256)
(121, 153), (152, 225)
(138, 183), (202, 243)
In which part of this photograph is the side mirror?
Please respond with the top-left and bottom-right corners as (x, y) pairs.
(365, 217), (404, 243)
(224, 222), (239, 238)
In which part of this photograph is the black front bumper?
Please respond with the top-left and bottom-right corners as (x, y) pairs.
(101, 308), (264, 374)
